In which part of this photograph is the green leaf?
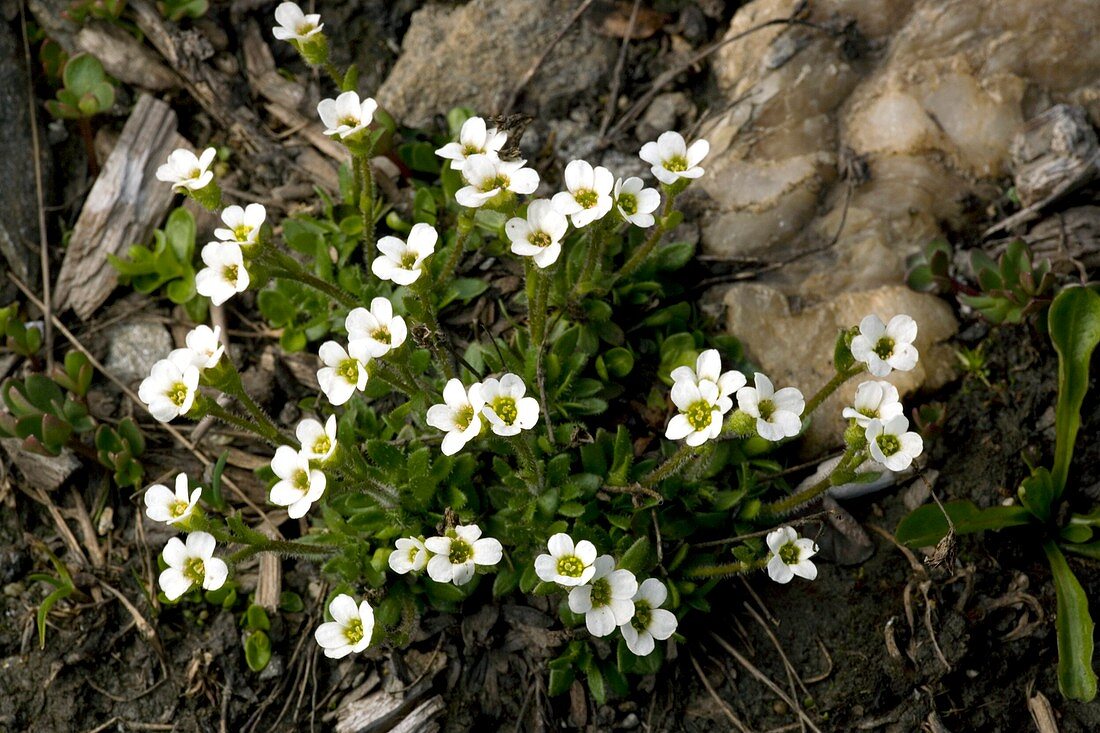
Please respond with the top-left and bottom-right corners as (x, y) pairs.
(440, 277), (488, 308)
(895, 500), (1033, 547)
(1043, 541), (1097, 702)
(1047, 286), (1100, 498)
(548, 667), (574, 697)
(617, 536), (653, 574)
(1019, 467), (1055, 522)
(1063, 541), (1100, 560)
(655, 241), (694, 271)
(244, 630), (273, 672)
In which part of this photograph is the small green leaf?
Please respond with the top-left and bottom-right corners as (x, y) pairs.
(1048, 286), (1100, 498)
(1019, 467), (1055, 522)
(244, 630), (273, 672)
(1043, 541), (1097, 702)
(548, 667), (574, 697)
(896, 500), (1033, 547)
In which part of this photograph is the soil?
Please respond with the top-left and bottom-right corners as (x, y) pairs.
(2, 1), (1099, 732)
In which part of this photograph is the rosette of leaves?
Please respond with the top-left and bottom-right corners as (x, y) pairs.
(45, 53), (115, 120)
(110, 207), (208, 323)
(961, 240), (1055, 327)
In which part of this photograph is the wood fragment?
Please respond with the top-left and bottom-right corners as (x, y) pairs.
(75, 24), (178, 91)
(0, 438), (81, 492)
(388, 696), (445, 733)
(1027, 686), (1060, 733)
(53, 94), (187, 319)
(335, 678), (432, 733)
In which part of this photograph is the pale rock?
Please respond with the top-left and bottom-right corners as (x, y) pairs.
(104, 321), (174, 386)
(724, 284), (958, 453)
(377, 0), (616, 129)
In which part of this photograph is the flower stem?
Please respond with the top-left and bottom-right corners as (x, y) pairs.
(511, 433), (544, 494)
(230, 538), (337, 564)
(356, 153), (376, 265)
(641, 443), (698, 486)
(528, 262), (553, 346)
(323, 62), (344, 90)
(413, 278), (455, 380)
(368, 360), (417, 395)
(614, 193), (677, 283)
(685, 555), (770, 579)
(803, 365), (864, 420)
(261, 249), (359, 309)
(436, 210), (476, 288)
(756, 446), (864, 519)
(204, 400), (287, 446)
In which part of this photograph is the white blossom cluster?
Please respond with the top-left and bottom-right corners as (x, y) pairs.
(387, 524), (503, 586)
(533, 533), (677, 656)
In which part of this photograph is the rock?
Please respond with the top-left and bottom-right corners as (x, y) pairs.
(103, 321), (173, 386)
(1009, 104), (1099, 207)
(724, 284), (958, 453)
(377, 0), (616, 129)
(0, 438), (81, 491)
(0, 13), (46, 301)
(697, 0), (1100, 296)
(637, 92), (696, 143)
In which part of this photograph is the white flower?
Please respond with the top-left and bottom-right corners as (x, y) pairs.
(424, 524), (503, 586)
(736, 373), (805, 442)
(169, 324), (224, 371)
(619, 578), (678, 656)
(296, 415), (337, 462)
(144, 473), (201, 526)
(551, 159), (614, 228)
(195, 242), (249, 306)
(214, 204), (266, 245)
(269, 445), (326, 519)
(388, 537), (429, 574)
(850, 314), (919, 377)
(316, 341), (368, 406)
(866, 415), (923, 472)
(156, 147), (216, 192)
(534, 533), (597, 587)
(842, 380), (904, 428)
(613, 177), (661, 228)
(455, 154), (540, 208)
(426, 379), (485, 455)
(317, 91), (377, 140)
(479, 373), (539, 436)
(567, 556), (637, 637)
(138, 350), (200, 423)
(314, 594), (373, 659)
(766, 526), (819, 584)
(346, 297), (407, 359)
(372, 223), (437, 286)
(272, 1), (323, 43)
(670, 349), (745, 399)
(506, 200), (568, 268)
(435, 116), (508, 171)
(665, 380), (728, 447)
(159, 531), (228, 601)
(639, 131), (708, 186)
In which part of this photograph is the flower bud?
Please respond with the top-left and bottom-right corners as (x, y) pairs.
(726, 409), (756, 438)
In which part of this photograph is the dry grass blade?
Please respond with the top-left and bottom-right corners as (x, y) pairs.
(688, 652), (753, 733)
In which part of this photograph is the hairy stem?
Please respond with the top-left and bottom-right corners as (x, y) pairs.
(757, 447), (864, 519)
(261, 248), (359, 309)
(614, 193), (676, 283)
(436, 210), (476, 288)
(803, 366), (864, 420)
(686, 555), (770, 579)
(641, 443), (699, 486)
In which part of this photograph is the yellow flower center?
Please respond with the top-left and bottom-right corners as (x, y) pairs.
(574, 189), (598, 209)
(336, 358), (359, 383)
(371, 327), (391, 344)
(529, 231), (552, 248)
(448, 538), (473, 564)
(556, 555), (585, 578)
(338, 115), (359, 127)
(778, 541), (800, 564)
(233, 224), (252, 241)
(462, 144), (482, 156)
(617, 193), (638, 215)
(590, 576), (611, 606)
(877, 433), (901, 456)
(168, 381), (189, 407)
(757, 399), (776, 421)
(684, 400), (714, 431)
(481, 174), (511, 193)
(223, 264), (239, 284)
(183, 557), (205, 583)
(631, 601), (652, 631)
(169, 500), (189, 518)
(492, 396), (518, 425)
(344, 618), (364, 644)
(399, 252), (419, 269)
(292, 469), (310, 492)
(664, 156), (688, 173)
(313, 436), (332, 457)
(454, 404), (475, 431)
(873, 337), (895, 360)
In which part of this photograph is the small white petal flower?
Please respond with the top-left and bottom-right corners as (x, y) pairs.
(317, 91), (378, 140)
(866, 415), (924, 472)
(534, 533), (597, 587)
(424, 524), (503, 586)
(766, 526), (819, 584)
(214, 204), (266, 245)
(613, 177), (661, 228)
(159, 531), (228, 601)
(665, 379), (728, 447)
(850, 314), (919, 377)
(372, 223), (437, 285)
(156, 147), (216, 192)
(479, 373), (540, 437)
(144, 473), (201, 526)
(269, 445), (327, 519)
(426, 379), (485, 455)
(638, 131), (709, 185)
(567, 556), (638, 637)
(272, 1), (323, 43)
(669, 349), (745, 400)
(736, 373), (804, 442)
(551, 159), (614, 228)
(388, 537), (429, 574)
(346, 297), (407, 359)
(314, 594), (373, 659)
(506, 200), (568, 268)
(435, 116), (508, 171)
(316, 341), (368, 406)
(842, 380), (904, 427)
(168, 324), (224, 371)
(195, 242), (249, 306)
(296, 415), (338, 462)
(455, 154), (540, 208)
(619, 578), (678, 656)
(138, 350), (200, 423)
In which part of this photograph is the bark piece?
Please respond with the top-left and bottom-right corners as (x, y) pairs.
(0, 439), (81, 492)
(75, 24), (178, 91)
(53, 93), (187, 319)
(335, 678), (432, 733)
